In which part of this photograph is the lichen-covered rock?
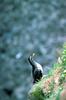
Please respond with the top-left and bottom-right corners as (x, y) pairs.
(60, 89), (66, 100)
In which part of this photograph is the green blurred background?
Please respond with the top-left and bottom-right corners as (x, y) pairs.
(0, 0), (66, 100)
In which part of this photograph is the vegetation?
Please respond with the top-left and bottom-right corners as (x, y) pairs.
(28, 44), (66, 100)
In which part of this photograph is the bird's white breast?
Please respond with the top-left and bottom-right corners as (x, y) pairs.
(35, 62), (43, 73)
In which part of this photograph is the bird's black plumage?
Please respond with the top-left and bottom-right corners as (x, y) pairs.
(28, 55), (43, 83)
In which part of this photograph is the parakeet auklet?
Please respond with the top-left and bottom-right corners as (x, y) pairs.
(28, 55), (43, 83)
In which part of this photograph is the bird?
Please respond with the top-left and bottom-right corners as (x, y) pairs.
(28, 55), (43, 83)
